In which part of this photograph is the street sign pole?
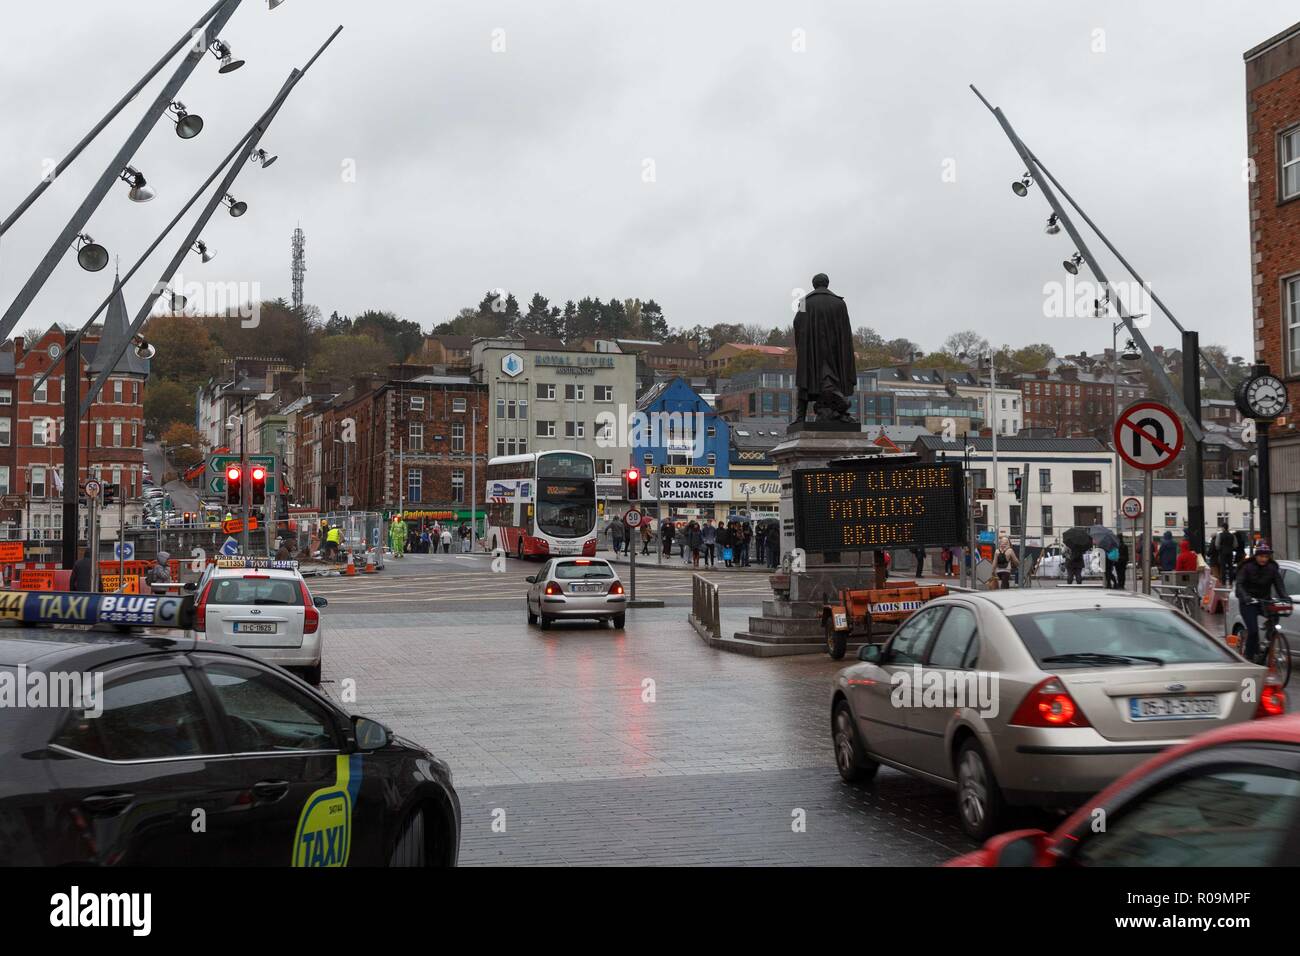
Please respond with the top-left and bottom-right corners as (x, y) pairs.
(1142, 472), (1153, 595)
(118, 492), (125, 587)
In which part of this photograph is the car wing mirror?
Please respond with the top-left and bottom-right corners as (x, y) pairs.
(525, 575), (536, 584)
(858, 643), (883, 664)
(352, 716), (391, 752)
(314, 596), (328, 608)
(986, 829), (1050, 867)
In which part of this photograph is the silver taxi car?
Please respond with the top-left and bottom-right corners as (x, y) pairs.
(831, 589), (1282, 840)
(525, 557), (626, 630)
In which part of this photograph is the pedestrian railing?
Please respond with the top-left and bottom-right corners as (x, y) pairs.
(690, 573), (721, 641)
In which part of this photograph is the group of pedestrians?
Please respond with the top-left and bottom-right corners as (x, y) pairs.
(608, 516), (781, 570)
(399, 521), (472, 554)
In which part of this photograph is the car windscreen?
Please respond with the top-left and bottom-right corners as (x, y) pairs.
(1009, 607), (1236, 666)
(210, 577), (302, 606)
(554, 561), (614, 580)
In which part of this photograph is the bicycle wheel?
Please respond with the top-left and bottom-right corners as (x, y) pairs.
(1267, 632), (1292, 688)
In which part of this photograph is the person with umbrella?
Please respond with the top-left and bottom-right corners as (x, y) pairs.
(1158, 531), (1178, 573)
(1062, 526), (1091, 585)
(1090, 525), (1120, 589)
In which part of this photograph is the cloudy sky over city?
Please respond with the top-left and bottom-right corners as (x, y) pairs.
(0, 0), (1294, 358)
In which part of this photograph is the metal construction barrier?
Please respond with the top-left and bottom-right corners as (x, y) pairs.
(690, 573), (721, 641)
(320, 512), (386, 569)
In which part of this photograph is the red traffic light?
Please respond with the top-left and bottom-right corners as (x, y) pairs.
(251, 466), (267, 482)
(226, 465), (242, 481)
(627, 468), (640, 482)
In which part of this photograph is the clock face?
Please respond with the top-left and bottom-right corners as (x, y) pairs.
(47, 344), (61, 360)
(1245, 374), (1287, 419)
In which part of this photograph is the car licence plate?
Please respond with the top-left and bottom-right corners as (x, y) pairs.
(234, 622), (277, 634)
(570, 583), (604, 593)
(1129, 695), (1218, 720)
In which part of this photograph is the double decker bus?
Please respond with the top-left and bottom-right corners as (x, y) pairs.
(484, 450), (598, 559)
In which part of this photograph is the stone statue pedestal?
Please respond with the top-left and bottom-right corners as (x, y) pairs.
(713, 428), (883, 657)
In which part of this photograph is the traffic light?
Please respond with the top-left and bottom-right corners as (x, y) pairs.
(624, 467), (641, 501)
(1228, 468), (1244, 498)
(1013, 474), (1023, 502)
(250, 464), (267, 506)
(225, 465), (243, 506)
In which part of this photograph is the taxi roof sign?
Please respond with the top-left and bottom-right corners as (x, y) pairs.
(214, 558), (300, 571)
(0, 591), (195, 630)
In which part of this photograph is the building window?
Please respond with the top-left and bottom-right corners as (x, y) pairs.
(707, 452), (716, 466)
(31, 466), (46, 499)
(495, 439), (506, 457)
(1072, 470), (1101, 493)
(1007, 467), (1019, 493)
(970, 468), (987, 490)
(410, 396), (425, 412)
(0, 466), (8, 496)
(1073, 506), (1104, 527)
(643, 453), (653, 467)
(564, 383), (585, 402)
(706, 425), (716, 438)
(1282, 126), (1300, 200)
(95, 422), (102, 446)
(451, 422), (465, 452)
(33, 418), (48, 446)
(409, 422), (423, 451)
(1038, 469), (1051, 492)
(407, 468), (422, 503)
(33, 380), (46, 404)
(537, 420), (555, 438)
(506, 400), (517, 420)
(1287, 276), (1300, 374)
(496, 398), (506, 419)
(0, 419), (9, 447)
(114, 380), (123, 403)
(595, 385), (613, 402)
(1009, 505), (1021, 530)
(1164, 511), (1180, 529)
(0, 389), (10, 405)
(452, 397), (467, 413)
(1216, 511), (1230, 527)
(518, 398), (528, 420)
(1041, 505), (1053, 535)
(537, 383), (555, 401)
(113, 422), (122, 447)
(451, 469), (464, 503)
(564, 421), (585, 439)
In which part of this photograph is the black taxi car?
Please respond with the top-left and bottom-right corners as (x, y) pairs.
(0, 590), (460, 866)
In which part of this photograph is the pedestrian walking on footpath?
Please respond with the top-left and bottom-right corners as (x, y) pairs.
(994, 536), (1018, 589)
(440, 527), (452, 553)
(701, 519), (717, 567)
(640, 522), (653, 555)
(611, 519), (625, 555)
(686, 521), (702, 568)
(740, 524), (752, 567)
(766, 522), (780, 569)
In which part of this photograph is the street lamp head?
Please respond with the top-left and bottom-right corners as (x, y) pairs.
(1063, 252), (1083, 275)
(119, 165), (155, 203)
(191, 240), (216, 264)
(223, 193), (249, 217)
(73, 234), (109, 272)
(131, 334), (156, 361)
(1011, 172), (1033, 197)
(209, 40), (245, 74)
(248, 147), (278, 169)
(1044, 213), (1061, 235)
(1121, 339), (1141, 363)
(167, 101), (204, 139)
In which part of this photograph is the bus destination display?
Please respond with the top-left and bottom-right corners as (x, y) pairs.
(792, 460), (966, 553)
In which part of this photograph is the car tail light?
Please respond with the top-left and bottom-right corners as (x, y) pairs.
(1255, 678), (1286, 719)
(243, 574), (269, 580)
(544, 582), (562, 596)
(194, 581), (213, 632)
(1009, 677), (1091, 728)
(300, 581), (319, 634)
(608, 581), (624, 595)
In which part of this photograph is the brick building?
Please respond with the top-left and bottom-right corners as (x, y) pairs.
(1017, 366), (1146, 438)
(310, 376), (488, 517)
(14, 287), (148, 538)
(1245, 22), (1300, 555)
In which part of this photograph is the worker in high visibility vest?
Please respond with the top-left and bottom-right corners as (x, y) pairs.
(325, 523), (343, 562)
(389, 516), (407, 558)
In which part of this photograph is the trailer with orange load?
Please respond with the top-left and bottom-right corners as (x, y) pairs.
(819, 581), (950, 659)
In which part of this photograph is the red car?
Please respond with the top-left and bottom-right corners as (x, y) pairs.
(947, 707), (1300, 867)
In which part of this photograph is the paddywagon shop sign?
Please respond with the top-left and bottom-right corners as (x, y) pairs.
(792, 459), (966, 553)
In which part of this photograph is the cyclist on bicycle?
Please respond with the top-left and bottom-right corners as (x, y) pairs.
(1234, 541), (1292, 662)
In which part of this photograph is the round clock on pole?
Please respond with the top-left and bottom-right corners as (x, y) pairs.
(1236, 370), (1286, 421)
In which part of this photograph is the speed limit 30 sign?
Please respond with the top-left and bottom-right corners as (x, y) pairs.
(1113, 401), (1184, 472)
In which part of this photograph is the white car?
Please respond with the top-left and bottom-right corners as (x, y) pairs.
(194, 561), (327, 683)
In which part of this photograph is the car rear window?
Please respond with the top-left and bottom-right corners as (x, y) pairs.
(210, 576), (302, 606)
(553, 561), (614, 580)
(1009, 607), (1236, 666)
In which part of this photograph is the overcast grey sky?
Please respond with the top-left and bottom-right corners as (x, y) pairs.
(0, 0), (1292, 359)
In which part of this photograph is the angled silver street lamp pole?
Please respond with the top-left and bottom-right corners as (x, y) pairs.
(0, 0), (247, 345)
(0, 0), (232, 237)
(82, 25), (345, 415)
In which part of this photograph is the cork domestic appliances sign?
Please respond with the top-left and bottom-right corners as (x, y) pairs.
(792, 460), (966, 553)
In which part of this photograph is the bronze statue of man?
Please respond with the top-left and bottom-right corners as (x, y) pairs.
(793, 273), (857, 423)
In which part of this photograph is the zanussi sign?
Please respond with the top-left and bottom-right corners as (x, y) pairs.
(792, 460), (966, 553)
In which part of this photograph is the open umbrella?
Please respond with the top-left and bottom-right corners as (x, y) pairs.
(1089, 524), (1120, 553)
(1062, 526), (1092, 551)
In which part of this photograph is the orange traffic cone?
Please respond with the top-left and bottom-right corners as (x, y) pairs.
(345, 551), (357, 576)
(364, 551), (377, 573)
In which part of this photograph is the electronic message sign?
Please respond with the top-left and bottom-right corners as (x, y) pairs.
(792, 459), (966, 553)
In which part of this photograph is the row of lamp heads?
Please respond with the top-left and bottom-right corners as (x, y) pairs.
(72, 148), (274, 276)
(1013, 172), (1141, 363)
